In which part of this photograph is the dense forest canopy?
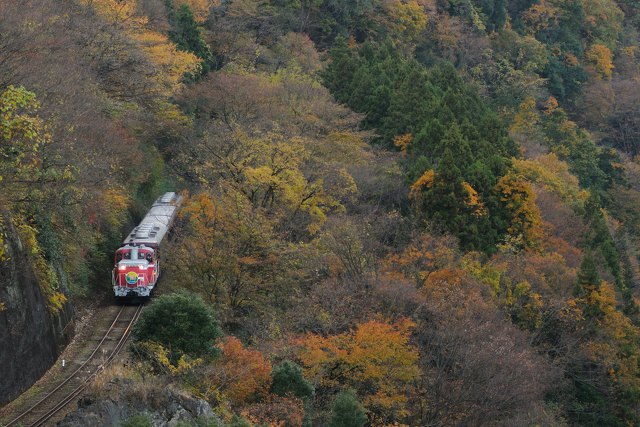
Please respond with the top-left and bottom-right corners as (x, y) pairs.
(1, 0), (640, 425)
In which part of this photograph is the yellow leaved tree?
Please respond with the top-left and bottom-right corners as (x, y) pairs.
(166, 191), (278, 320)
(495, 172), (543, 250)
(81, 0), (201, 98)
(381, 0), (428, 47)
(512, 153), (587, 209)
(195, 125), (357, 235)
(0, 86), (69, 314)
(585, 44), (615, 80)
(0, 86), (49, 198)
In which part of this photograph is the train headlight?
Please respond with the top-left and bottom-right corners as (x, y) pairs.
(139, 265), (146, 270)
(118, 265), (126, 271)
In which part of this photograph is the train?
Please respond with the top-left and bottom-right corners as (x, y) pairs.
(112, 192), (183, 298)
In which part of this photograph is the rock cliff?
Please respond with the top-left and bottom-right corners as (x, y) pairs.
(0, 216), (73, 405)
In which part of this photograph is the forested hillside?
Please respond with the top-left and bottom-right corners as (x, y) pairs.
(2, 0), (640, 425)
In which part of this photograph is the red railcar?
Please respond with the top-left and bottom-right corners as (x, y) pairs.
(112, 192), (182, 298)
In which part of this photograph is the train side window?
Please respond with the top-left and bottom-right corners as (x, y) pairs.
(116, 253), (122, 262)
(146, 253), (153, 262)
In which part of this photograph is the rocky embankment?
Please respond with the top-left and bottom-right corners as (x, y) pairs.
(57, 378), (219, 427)
(0, 216), (73, 405)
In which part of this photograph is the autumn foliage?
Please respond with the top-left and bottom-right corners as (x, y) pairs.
(495, 172), (544, 250)
(3, 0), (640, 425)
(208, 337), (272, 405)
(298, 319), (419, 419)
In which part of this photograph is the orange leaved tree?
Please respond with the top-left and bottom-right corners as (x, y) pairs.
(202, 336), (272, 406)
(298, 319), (420, 422)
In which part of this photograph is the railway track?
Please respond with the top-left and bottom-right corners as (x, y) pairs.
(2, 304), (144, 427)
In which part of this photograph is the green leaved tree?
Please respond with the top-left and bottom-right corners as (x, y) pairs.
(167, 2), (213, 76)
(132, 291), (222, 363)
(328, 390), (367, 427)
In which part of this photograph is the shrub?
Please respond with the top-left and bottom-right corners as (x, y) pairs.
(328, 390), (367, 427)
(132, 291), (222, 363)
(270, 360), (314, 399)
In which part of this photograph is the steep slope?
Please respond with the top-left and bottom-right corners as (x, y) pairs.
(0, 216), (73, 405)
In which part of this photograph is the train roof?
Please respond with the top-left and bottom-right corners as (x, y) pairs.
(123, 192), (183, 247)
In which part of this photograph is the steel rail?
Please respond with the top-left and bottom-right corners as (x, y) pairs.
(5, 304), (143, 427)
